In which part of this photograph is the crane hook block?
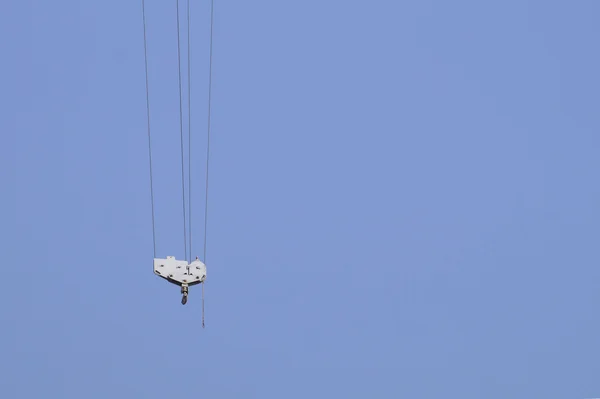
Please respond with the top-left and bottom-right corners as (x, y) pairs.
(153, 256), (207, 287)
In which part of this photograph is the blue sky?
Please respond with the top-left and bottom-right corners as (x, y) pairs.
(2, 0), (600, 397)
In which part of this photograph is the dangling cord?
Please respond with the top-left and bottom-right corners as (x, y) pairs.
(175, 0), (188, 262)
(187, 0), (193, 264)
(201, 0), (215, 332)
(203, 0), (214, 264)
(142, 0), (157, 260)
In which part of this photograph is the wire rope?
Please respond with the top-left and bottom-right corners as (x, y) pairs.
(187, 0), (193, 263)
(175, 0), (188, 262)
(203, 0), (215, 265)
(141, 0), (157, 259)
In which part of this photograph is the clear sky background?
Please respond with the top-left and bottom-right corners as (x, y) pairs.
(2, 0), (600, 397)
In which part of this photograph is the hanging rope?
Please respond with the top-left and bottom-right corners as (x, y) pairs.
(142, 0), (156, 259)
(176, 0), (189, 262)
(203, 0), (215, 264)
(187, 0), (193, 264)
(201, 0), (216, 329)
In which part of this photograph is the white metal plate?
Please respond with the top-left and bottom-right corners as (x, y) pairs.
(154, 256), (207, 286)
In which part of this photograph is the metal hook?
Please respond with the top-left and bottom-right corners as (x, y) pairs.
(181, 284), (189, 305)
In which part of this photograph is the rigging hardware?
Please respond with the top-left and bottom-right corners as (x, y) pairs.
(141, 0), (215, 325)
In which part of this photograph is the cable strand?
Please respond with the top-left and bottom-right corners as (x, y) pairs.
(176, 0), (188, 262)
(142, 0), (157, 259)
(203, 0), (214, 264)
(187, 0), (192, 262)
